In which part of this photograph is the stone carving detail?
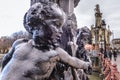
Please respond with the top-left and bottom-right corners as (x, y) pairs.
(0, 2), (91, 80)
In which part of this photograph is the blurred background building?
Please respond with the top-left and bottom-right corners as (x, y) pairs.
(91, 4), (112, 53)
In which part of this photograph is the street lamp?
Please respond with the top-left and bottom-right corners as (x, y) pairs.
(102, 20), (107, 58)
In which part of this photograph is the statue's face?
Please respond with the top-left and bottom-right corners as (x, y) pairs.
(45, 18), (64, 43)
(31, 17), (64, 45)
(30, 3), (66, 45)
(45, 4), (66, 43)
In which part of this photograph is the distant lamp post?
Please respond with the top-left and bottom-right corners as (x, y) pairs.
(102, 20), (107, 58)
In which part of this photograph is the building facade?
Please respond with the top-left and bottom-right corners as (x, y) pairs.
(112, 38), (120, 51)
(91, 4), (112, 51)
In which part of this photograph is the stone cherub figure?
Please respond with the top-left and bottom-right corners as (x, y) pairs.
(0, 2), (91, 80)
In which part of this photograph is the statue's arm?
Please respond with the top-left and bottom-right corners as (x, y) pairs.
(1, 46), (14, 70)
(1, 38), (28, 70)
(56, 47), (90, 69)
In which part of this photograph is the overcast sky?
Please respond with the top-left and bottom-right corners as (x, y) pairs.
(0, 0), (120, 39)
(75, 0), (120, 39)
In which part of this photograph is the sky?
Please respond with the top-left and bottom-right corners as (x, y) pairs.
(0, 0), (120, 39)
(74, 0), (120, 39)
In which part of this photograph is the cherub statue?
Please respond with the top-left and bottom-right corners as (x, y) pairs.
(0, 2), (91, 80)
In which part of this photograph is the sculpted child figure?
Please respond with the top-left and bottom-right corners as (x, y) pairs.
(0, 2), (91, 80)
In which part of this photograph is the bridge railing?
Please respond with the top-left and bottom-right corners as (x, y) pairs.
(99, 53), (120, 80)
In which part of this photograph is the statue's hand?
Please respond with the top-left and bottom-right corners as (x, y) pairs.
(83, 62), (92, 75)
(83, 62), (90, 69)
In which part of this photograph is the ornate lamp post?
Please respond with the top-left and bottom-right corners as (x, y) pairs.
(102, 20), (107, 58)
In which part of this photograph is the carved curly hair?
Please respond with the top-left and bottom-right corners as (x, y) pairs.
(23, 2), (66, 34)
